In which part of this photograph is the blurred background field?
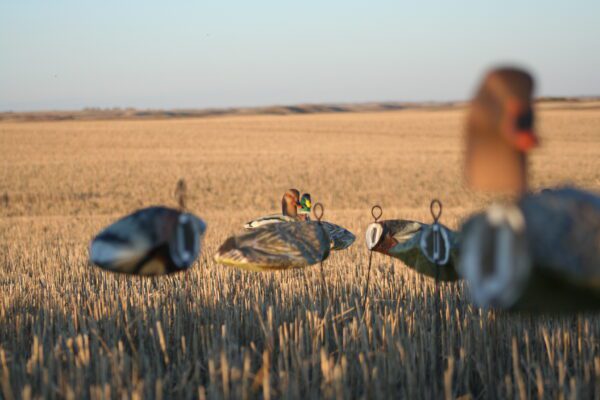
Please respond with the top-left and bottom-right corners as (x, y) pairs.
(1, 102), (600, 399)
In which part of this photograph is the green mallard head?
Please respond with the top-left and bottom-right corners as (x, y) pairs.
(299, 193), (312, 214)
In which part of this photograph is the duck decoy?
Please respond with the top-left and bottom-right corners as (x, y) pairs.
(244, 189), (303, 228)
(365, 203), (460, 282)
(459, 67), (600, 312)
(215, 205), (331, 272)
(89, 179), (206, 276)
(245, 190), (355, 250)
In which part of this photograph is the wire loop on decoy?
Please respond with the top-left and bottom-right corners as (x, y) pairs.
(430, 199), (442, 224)
(427, 198), (444, 386)
(313, 202), (324, 222)
(428, 199), (444, 266)
(311, 201), (327, 314)
(371, 205), (383, 222)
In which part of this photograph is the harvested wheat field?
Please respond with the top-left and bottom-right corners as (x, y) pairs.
(1, 102), (600, 399)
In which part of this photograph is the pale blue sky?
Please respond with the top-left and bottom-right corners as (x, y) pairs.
(1, 1), (599, 111)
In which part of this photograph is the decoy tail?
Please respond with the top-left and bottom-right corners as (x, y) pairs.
(321, 222), (355, 250)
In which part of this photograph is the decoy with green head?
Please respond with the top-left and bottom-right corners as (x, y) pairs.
(244, 190), (355, 250)
(215, 204), (331, 272)
(244, 189), (304, 228)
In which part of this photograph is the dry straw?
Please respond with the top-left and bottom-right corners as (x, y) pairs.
(2, 104), (600, 398)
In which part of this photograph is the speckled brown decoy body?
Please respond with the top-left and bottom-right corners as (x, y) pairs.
(214, 221), (331, 271)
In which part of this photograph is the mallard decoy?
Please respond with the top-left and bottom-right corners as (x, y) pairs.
(245, 190), (355, 250)
(89, 206), (206, 276)
(365, 217), (460, 282)
(214, 221), (331, 272)
(459, 67), (600, 311)
(244, 189), (302, 228)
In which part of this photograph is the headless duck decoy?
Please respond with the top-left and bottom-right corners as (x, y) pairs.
(244, 189), (303, 228)
(365, 202), (460, 282)
(215, 204), (331, 272)
(245, 190), (355, 250)
(89, 179), (206, 276)
(459, 67), (600, 311)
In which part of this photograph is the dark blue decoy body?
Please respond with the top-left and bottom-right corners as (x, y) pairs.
(90, 206), (206, 276)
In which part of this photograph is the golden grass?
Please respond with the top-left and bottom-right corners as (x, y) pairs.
(1, 103), (600, 398)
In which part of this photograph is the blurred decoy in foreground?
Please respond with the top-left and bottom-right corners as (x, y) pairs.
(244, 189), (303, 228)
(245, 190), (355, 250)
(215, 206), (331, 272)
(459, 67), (600, 311)
(365, 203), (460, 282)
(89, 180), (206, 276)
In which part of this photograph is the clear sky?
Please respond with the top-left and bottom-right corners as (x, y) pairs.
(1, 1), (599, 111)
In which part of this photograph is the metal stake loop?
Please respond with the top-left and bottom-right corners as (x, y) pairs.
(362, 205), (383, 312)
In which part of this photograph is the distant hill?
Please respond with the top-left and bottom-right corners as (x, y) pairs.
(1, 97), (599, 122)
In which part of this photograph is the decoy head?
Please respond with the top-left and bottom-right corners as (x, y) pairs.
(466, 67), (536, 194)
(299, 193), (312, 214)
(167, 212), (206, 270)
(282, 189), (301, 217)
(459, 203), (531, 309)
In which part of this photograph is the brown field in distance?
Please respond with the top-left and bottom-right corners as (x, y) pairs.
(1, 101), (600, 399)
